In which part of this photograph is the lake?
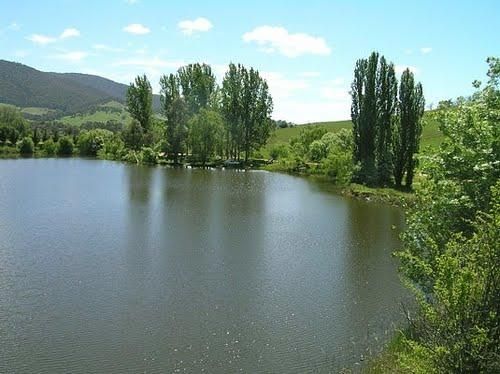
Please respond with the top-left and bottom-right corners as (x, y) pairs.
(0, 158), (407, 373)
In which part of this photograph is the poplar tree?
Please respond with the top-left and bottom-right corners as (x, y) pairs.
(177, 63), (216, 115)
(221, 63), (244, 159)
(126, 75), (153, 134)
(165, 97), (188, 164)
(393, 69), (425, 188)
(350, 52), (378, 184)
(375, 57), (397, 185)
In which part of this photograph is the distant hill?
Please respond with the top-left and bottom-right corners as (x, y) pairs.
(0, 60), (161, 115)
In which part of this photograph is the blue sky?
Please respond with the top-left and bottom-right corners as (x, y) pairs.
(0, 0), (498, 122)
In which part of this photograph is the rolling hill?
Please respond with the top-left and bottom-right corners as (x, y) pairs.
(0, 60), (161, 115)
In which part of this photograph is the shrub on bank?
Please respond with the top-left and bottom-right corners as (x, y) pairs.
(57, 136), (74, 156)
(19, 137), (34, 155)
(43, 138), (57, 156)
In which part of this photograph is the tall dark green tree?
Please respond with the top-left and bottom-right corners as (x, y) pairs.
(375, 57), (398, 185)
(393, 69), (425, 188)
(221, 63), (244, 159)
(241, 67), (273, 162)
(177, 63), (216, 115)
(165, 97), (188, 164)
(126, 75), (153, 135)
(350, 52), (379, 184)
(221, 63), (273, 162)
(188, 108), (223, 165)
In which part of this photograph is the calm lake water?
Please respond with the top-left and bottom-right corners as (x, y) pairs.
(0, 158), (407, 373)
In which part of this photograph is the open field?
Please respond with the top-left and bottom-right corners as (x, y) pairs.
(261, 111), (442, 157)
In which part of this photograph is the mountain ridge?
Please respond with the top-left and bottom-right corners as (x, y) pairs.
(0, 60), (161, 115)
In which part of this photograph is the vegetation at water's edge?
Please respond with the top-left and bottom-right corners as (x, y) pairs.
(363, 57), (500, 373)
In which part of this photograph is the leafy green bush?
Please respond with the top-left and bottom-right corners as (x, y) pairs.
(57, 136), (74, 156)
(396, 58), (500, 372)
(43, 138), (56, 156)
(322, 148), (353, 184)
(97, 135), (125, 160)
(269, 144), (289, 160)
(141, 147), (157, 164)
(18, 136), (34, 155)
(309, 140), (327, 161)
(77, 129), (113, 156)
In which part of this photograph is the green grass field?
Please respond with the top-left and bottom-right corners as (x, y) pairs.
(262, 111), (442, 156)
(59, 110), (131, 126)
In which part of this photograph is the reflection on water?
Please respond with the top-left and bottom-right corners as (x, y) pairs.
(0, 159), (408, 373)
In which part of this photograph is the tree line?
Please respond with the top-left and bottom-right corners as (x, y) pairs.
(351, 51), (425, 188)
(124, 62), (273, 165)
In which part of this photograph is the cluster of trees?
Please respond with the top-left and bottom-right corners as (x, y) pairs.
(351, 52), (425, 188)
(0, 106), (29, 144)
(267, 126), (355, 184)
(123, 62), (274, 165)
(394, 58), (499, 372)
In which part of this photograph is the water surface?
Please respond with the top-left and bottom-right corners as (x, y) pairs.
(0, 158), (407, 373)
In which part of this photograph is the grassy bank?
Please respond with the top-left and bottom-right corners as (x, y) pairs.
(263, 162), (415, 207)
(364, 331), (407, 373)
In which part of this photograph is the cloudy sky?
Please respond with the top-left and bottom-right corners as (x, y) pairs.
(0, 0), (498, 123)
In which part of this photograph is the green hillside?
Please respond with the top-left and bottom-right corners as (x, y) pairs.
(264, 112), (442, 154)
(58, 101), (130, 126)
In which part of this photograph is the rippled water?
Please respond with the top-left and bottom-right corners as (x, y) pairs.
(0, 158), (407, 373)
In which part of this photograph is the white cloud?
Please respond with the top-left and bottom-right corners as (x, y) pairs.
(273, 99), (350, 123)
(178, 17), (213, 35)
(26, 28), (80, 45)
(125, 0), (138, 4)
(60, 28), (80, 39)
(26, 34), (57, 45)
(420, 47), (432, 54)
(53, 51), (88, 62)
(395, 65), (420, 75)
(242, 26), (331, 57)
(123, 23), (150, 35)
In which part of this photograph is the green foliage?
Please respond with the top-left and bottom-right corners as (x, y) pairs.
(269, 144), (289, 160)
(122, 119), (144, 150)
(290, 126), (327, 158)
(0, 105), (28, 144)
(309, 140), (327, 161)
(221, 63), (274, 161)
(375, 57), (398, 185)
(165, 97), (189, 163)
(126, 74), (153, 134)
(350, 52), (424, 187)
(57, 136), (74, 156)
(97, 135), (125, 160)
(396, 57), (500, 373)
(77, 129), (113, 156)
(42, 138), (56, 156)
(18, 136), (34, 155)
(177, 63), (217, 115)
(140, 146), (158, 164)
(393, 69), (425, 188)
(189, 109), (223, 164)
